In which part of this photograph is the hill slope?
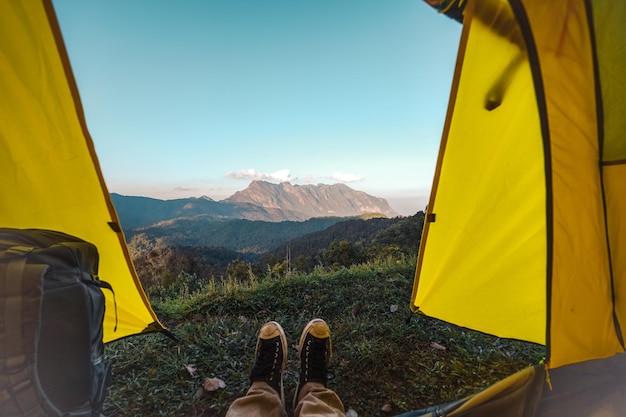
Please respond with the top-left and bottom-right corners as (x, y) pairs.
(104, 263), (545, 417)
(265, 212), (425, 262)
(128, 213), (425, 286)
(127, 217), (349, 254)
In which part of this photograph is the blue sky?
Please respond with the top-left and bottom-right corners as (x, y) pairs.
(52, 1), (461, 216)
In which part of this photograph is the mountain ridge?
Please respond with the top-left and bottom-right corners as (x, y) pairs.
(225, 181), (398, 219)
(112, 180), (399, 229)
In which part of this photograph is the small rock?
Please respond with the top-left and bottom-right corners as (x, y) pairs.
(346, 409), (359, 417)
(195, 387), (206, 398)
(381, 403), (393, 412)
(390, 304), (398, 313)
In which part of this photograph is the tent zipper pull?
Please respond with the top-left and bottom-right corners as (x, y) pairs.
(544, 364), (553, 391)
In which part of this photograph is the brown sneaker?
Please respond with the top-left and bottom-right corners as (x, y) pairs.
(294, 319), (332, 406)
(249, 321), (287, 404)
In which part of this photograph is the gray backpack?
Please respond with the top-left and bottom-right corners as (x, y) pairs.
(0, 229), (113, 417)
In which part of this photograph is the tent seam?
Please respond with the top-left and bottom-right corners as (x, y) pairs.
(508, 0), (554, 366)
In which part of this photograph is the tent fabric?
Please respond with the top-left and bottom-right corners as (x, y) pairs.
(596, 0), (626, 355)
(525, 0), (622, 369)
(398, 354), (626, 417)
(0, 0), (164, 342)
(394, 365), (544, 417)
(447, 365), (543, 417)
(535, 353), (626, 416)
(412, 0), (626, 369)
(411, 0), (547, 345)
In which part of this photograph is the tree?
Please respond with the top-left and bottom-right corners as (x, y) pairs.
(324, 240), (365, 268)
(226, 259), (254, 281)
(294, 255), (312, 273)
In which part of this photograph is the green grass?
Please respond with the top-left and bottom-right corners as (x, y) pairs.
(103, 260), (545, 416)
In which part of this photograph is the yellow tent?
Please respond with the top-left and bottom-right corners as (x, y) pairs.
(408, 0), (626, 415)
(1, 0), (164, 342)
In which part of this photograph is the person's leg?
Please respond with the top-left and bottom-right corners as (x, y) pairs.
(226, 321), (288, 417)
(226, 381), (287, 417)
(293, 319), (346, 417)
(294, 382), (345, 417)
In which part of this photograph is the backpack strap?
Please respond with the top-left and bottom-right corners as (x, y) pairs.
(4, 247), (29, 369)
(0, 246), (47, 417)
(89, 278), (117, 332)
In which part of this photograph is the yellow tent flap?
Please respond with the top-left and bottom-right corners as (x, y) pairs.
(412, 0), (626, 369)
(0, 0), (163, 342)
(412, 0), (546, 345)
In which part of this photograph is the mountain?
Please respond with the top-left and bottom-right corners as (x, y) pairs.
(111, 181), (399, 229)
(110, 193), (306, 229)
(224, 181), (399, 219)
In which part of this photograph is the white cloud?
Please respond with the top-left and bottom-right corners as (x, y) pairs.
(226, 168), (295, 182)
(227, 169), (364, 184)
(302, 172), (365, 183)
(330, 172), (364, 182)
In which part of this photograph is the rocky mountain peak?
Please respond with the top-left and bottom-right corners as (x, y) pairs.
(224, 180), (399, 218)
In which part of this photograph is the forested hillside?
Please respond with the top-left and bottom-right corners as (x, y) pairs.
(127, 217), (347, 253)
(130, 212), (425, 293)
(261, 212), (424, 272)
